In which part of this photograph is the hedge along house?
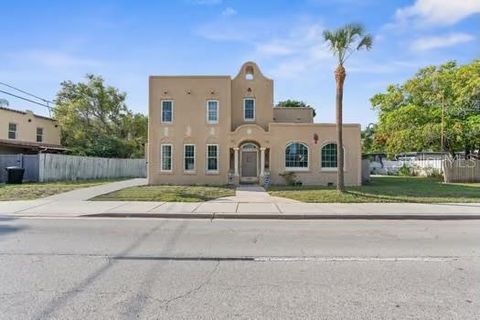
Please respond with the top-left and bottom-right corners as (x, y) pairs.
(148, 62), (361, 186)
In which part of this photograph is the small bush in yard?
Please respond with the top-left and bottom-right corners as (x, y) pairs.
(398, 164), (417, 176)
(427, 168), (444, 180)
(279, 172), (299, 186)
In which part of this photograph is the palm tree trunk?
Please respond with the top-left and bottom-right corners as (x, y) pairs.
(335, 65), (346, 192)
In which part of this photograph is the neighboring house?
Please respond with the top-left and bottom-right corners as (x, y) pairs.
(0, 106), (65, 154)
(148, 62), (361, 186)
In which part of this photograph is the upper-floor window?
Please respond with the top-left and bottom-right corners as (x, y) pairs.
(8, 123), (17, 139)
(161, 144), (173, 171)
(207, 100), (218, 124)
(243, 98), (255, 121)
(161, 100), (173, 123)
(321, 143), (338, 170)
(184, 144), (195, 172)
(36, 128), (43, 143)
(285, 142), (309, 170)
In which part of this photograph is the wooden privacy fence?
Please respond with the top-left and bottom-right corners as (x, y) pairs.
(38, 154), (146, 182)
(443, 159), (480, 183)
(0, 153), (146, 182)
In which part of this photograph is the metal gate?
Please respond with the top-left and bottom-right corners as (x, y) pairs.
(0, 154), (39, 182)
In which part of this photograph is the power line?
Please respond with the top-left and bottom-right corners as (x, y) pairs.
(0, 81), (54, 104)
(0, 89), (53, 110)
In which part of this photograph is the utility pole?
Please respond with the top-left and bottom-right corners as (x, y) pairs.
(441, 92), (444, 153)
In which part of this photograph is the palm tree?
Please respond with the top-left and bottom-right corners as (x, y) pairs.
(323, 24), (372, 192)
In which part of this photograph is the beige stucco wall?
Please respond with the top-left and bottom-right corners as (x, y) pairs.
(268, 123), (362, 186)
(273, 107), (314, 123)
(147, 61), (362, 186)
(148, 76), (232, 185)
(231, 62), (274, 131)
(0, 108), (61, 145)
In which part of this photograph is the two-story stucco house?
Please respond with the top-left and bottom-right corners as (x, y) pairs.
(0, 106), (65, 154)
(148, 62), (361, 186)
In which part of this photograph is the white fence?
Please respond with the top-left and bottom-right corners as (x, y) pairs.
(39, 154), (146, 182)
(370, 159), (443, 176)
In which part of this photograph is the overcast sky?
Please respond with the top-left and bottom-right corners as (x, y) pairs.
(1, 0), (479, 127)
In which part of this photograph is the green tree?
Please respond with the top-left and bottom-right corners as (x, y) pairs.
(323, 24), (373, 192)
(54, 74), (147, 158)
(275, 99), (317, 117)
(361, 123), (382, 154)
(0, 98), (9, 107)
(371, 60), (480, 157)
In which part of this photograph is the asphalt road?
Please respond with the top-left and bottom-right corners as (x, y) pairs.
(0, 217), (479, 319)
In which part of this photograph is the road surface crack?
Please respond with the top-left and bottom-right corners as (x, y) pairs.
(162, 261), (220, 311)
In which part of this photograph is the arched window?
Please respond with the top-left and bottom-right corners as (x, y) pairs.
(321, 143), (337, 169)
(285, 142), (309, 169)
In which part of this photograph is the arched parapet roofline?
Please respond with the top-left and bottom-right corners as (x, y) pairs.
(232, 123), (268, 135)
(233, 61), (272, 82)
(229, 124), (270, 148)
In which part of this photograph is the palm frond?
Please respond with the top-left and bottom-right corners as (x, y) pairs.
(357, 35), (373, 51)
(345, 23), (364, 38)
(323, 23), (373, 65)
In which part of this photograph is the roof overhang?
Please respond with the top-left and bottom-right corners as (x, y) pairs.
(0, 139), (67, 151)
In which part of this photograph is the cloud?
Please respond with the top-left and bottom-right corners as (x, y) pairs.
(221, 7), (237, 17)
(252, 23), (334, 78)
(196, 17), (337, 78)
(394, 0), (480, 27)
(410, 33), (475, 51)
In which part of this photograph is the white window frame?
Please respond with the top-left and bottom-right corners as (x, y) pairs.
(284, 142), (310, 172)
(160, 144), (173, 172)
(243, 98), (255, 121)
(8, 123), (17, 140)
(206, 100), (219, 124)
(183, 144), (196, 173)
(206, 144), (219, 173)
(36, 127), (44, 143)
(161, 100), (173, 124)
(320, 142), (346, 172)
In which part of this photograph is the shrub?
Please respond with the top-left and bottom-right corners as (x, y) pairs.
(279, 172), (298, 186)
(427, 168), (443, 180)
(398, 164), (417, 176)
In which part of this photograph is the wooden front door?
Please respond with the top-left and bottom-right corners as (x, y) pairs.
(240, 150), (258, 183)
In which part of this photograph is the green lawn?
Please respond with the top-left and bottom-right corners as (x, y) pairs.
(0, 179), (123, 201)
(94, 185), (235, 202)
(268, 176), (480, 203)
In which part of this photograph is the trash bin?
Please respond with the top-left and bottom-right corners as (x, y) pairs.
(5, 166), (25, 184)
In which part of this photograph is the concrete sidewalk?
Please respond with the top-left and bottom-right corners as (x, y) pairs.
(42, 178), (147, 201)
(2, 199), (480, 219)
(1, 179), (480, 219)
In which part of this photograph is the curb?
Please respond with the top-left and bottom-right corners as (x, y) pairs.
(81, 212), (480, 220)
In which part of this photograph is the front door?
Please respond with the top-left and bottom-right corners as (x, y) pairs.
(241, 150), (258, 183)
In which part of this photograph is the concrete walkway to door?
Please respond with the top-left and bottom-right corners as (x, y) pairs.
(213, 185), (299, 204)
